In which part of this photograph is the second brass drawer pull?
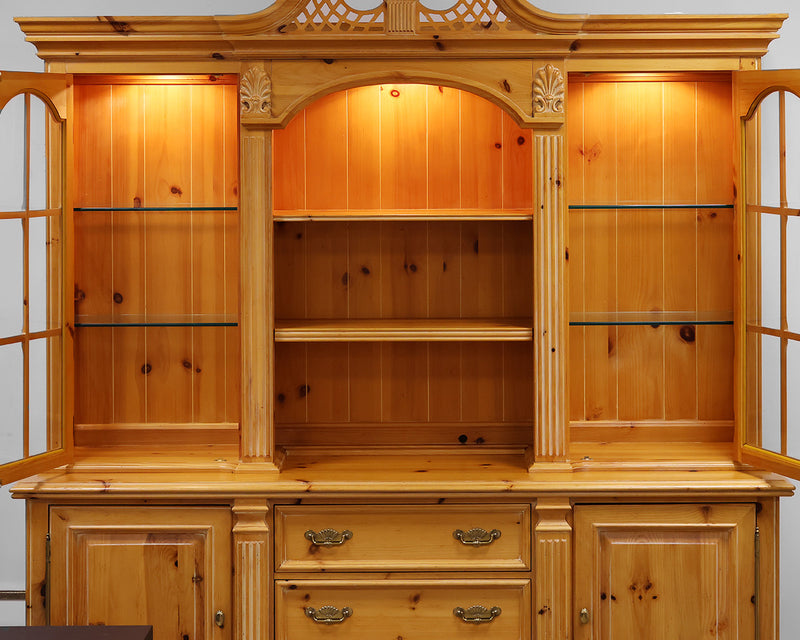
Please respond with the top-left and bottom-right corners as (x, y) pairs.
(453, 605), (502, 624)
(305, 528), (353, 546)
(453, 528), (501, 546)
(305, 606), (353, 624)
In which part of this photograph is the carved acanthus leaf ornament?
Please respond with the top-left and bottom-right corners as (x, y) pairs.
(533, 63), (564, 115)
(240, 67), (272, 116)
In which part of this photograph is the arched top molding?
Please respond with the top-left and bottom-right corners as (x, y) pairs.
(743, 86), (800, 122)
(15, 1), (788, 65)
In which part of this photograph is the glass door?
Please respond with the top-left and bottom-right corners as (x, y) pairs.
(737, 70), (800, 479)
(0, 71), (72, 485)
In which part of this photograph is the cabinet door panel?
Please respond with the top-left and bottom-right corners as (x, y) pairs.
(574, 504), (754, 640)
(50, 506), (231, 640)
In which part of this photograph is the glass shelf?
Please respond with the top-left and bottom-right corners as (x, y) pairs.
(568, 204), (733, 210)
(569, 311), (733, 326)
(75, 314), (238, 327)
(74, 206), (237, 212)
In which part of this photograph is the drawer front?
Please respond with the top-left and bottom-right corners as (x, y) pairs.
(276, 579), (530, 640)
(274, 504), (530, 571)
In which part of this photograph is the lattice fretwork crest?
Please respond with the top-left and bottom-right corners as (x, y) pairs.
(418, 0), (522, 33)
(283, 0), (522, 34)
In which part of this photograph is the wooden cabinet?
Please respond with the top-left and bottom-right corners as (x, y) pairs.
(1, 2), (799, 640)
(48, 507), (231, 640)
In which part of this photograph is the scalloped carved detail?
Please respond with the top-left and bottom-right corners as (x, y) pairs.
(240, 67), (272, 116)
(418, 0), (523, 33)
(533, 63), (564, 115)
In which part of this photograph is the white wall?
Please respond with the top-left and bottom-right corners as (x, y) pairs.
(0, 0), (797, 632)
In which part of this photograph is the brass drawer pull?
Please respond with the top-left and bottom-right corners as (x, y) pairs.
(305, 528), (353, 546)
(453, 528), (501, 546)
(453, 605), (502, 624)
(305, 606), (353, 624)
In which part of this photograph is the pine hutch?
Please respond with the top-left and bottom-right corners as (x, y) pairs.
(1, 1), (799, 638)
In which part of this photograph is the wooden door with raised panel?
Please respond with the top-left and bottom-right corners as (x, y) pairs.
(49, 506), (231, 640)
(574, 504), (755, 640)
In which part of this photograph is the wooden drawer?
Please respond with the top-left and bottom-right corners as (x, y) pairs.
(276, 579), (530, 640)
(274, 504), (530, 571)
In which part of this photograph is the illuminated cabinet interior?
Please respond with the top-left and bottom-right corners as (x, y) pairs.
(1, 2), (799, 639)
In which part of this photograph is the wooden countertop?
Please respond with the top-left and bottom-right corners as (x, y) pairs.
(9, 444), (794, 499)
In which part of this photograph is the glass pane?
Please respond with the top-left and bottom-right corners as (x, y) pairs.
(29, 336), (60, 457)
(761, 333), (782, 454)
(760, 91), (781, 208)
(787, 92), (800, 209)
(0, 94), (25, 212)
(787, 339), (800, 460)
(0, 343), (23, 465)
(28, 216), (60, 333)
(0, 219), (23, 339)
(28, 95), (48, 211)
(789, 216), (800, 334)
(760, 212), (781, 330)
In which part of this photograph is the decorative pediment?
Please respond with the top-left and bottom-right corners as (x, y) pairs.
(14, 1), (787, 64)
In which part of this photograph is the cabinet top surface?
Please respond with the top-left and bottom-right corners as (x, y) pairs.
(9, 447), (794, 499)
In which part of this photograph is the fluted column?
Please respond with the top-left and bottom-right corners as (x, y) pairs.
(233, 499), (271, 640)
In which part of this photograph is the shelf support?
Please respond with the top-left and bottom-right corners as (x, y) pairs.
(233, 499), (271, 640)
(532, 129), (568, 467)
(240, 66), (280, 469)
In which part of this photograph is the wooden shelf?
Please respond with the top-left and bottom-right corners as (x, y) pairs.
(273, 209), (533, 222)
(274, 318), (533, 342)
(569, 311), (733, 326)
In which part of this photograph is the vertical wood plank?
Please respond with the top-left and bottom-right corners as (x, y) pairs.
(306, 343), (349, 422)
(381, 342), (427, 422)
(348, 222), (382, 319)
(502, 111), (533, 210)
(144, 85), (192, 422)
(347, 87), (381, 210)
(348, 342), (382, 423)
(460, 222), (503, 318)
(224, 84), (241, 424)
(462, 342), (504, 422)
(73, 84), (112, 424)
(381, 84), (427, 209)
(380, 223), (427, 319)
(192, 85), (227, 422)
(272, 110), (306, 211)
(274, 343), (306, 425)
(427, 222), (461, 318)
(616, 82), (664, 420)
(698, 81), (735, 421)
(460, 91), (503, 209)
(429, 342), (461, 422)
(581, 82), (618, 421)
(305, 223), (349, 319)
(427, 85), (460, 209)
(305, 91), (347, 210)
(663, 81), (699, 420)
(274, 222), (307, 319)
(110, 84), (146, 423)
